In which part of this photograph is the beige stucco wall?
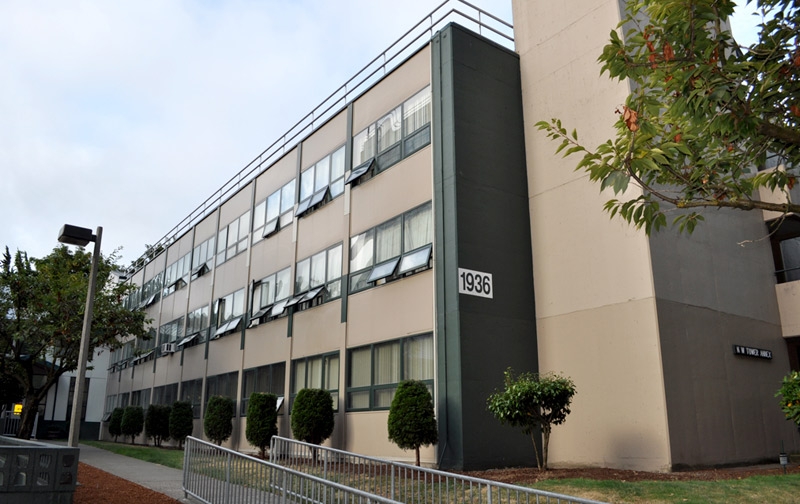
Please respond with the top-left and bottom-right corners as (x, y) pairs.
(512, 0), (671, 471)
(777, 281), (800, 337)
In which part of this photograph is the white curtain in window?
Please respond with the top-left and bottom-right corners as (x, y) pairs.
(308, 357), (323, 389)
(276, 268), (291, 300)
(404, 87), (432, 134)
(325, 355), (339, 390)
(327, 245), (342, 281)
(376, 217), (402, 262)
(281, 180), (296, 214)
(267, 191), (281, 222)
(373, 341), (400, 385)
(377, 106), (402, 152)
(353, 126), (376, 167)
(293, 361), (306, 394)
(300, 167), (315, 201)
(310, 251), (326, 288)
(348, 348), (371, 409)
(315, 157), (330, 192)
(404, 335), (434, 380)
(404, 204), (433, 252)
(232, 289), (245, 317)
(296, 258), (310, 293)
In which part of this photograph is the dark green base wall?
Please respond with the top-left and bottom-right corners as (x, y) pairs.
(432, 24), (539, 471)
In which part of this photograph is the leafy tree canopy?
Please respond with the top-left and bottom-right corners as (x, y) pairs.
(0, 246), (149, 439)
(387, 380), (438, 466)
(246, 392), (279, 458)
(204, 395), (235, 445)
(169, 401), (195, 449)
(776, 371), (800, 425)
(538, 0), (799, 234)
(290, 388), (334, 446)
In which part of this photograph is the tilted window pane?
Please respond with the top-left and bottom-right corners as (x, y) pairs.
(398, 245), (432, 275)
(300, 168), (315, 202)
(281, 180), (296, 214)
(327, 245), (342, 281)
(377, 106), (402, 152)
(276, 267), (291, 301)
(310, 251), (326, 288)
(350, 230), (374, 271)
(295, 258), (310, 293)
(404, 203), (433, 252)
(267, 191), (281, 222)
(352, 125), (376, 167)
(376, 217), (402, 262)
(403, 86), (432, 134)
(315, 157), (330, 192)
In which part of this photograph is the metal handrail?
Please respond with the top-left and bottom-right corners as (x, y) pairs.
(183, 435), (403, 503)
(129, 0), (513, 272)
(269, 436), (608, 504)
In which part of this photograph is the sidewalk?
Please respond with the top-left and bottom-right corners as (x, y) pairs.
(75, 442), (189, 502)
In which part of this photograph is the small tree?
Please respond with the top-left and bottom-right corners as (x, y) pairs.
(487, 368), (576, 470)
(145, 404), (171, 447)
(776, 371), (800, 426)
(387, 380), (438, 466)
(121, 405), (145, 445)
(204, 396), (234, 445)
(170, 401), (195, 449)
(246, 392), (279, 458)
(108, 407), (124, 442)
(291, 389), (334, 447)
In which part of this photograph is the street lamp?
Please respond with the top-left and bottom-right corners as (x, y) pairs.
(58, 224), (103, 448)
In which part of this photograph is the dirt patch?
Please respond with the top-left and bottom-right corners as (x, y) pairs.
(74, 463), (182, 504)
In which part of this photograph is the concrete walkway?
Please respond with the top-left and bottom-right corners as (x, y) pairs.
(75, 442), (189, 502)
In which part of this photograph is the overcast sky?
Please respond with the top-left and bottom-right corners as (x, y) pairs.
(0, 1), (761, 267)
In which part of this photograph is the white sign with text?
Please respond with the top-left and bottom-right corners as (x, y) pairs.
(458, 268), (493, 299)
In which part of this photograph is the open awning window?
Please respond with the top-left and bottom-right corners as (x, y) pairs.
(345, 158), (375, 185)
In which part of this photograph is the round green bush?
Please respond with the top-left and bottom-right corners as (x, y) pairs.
(121, 405), (144, 444)
(145, 404), (171, 447)
(290, 389), (334, 445)
(108, 407), (125, 442)
(387, 380), (438, 466)
(170, 401), (195, 449)
(246, 393), (278, 458)
(204, 396), (235, 445)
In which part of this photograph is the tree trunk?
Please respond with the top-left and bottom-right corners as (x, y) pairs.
(542, 425), (551, 471)
(529, 430), (542, 470)
(415, 446), (421, 467)
(16, 394), (41, 439)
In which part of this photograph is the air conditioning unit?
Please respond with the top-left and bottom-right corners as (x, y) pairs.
(161, 343), (177, 354)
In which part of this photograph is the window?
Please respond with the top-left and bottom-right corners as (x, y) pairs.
(103, 394), (116, 421)
(213, 289), (245, 339)
(181, 305), (210, 346)
(292, 243), (342, 311)
(769, 217), (800, 283)
(152, 383), (178, 406)
(205, 371), (239, 414)
(66, 377), (90, 421)
(347, 333), (433, 411)
(181, 379), (203, 418)
(291, 353), (339, 410)
(349, 86), (431, 184)
(297, 146), (346, 218)
(140, 272), (164, 308)
(163, 252), (191, 296)
(191, 236), (216, 280)
(122, 287), (141, 311)
(249, 267), (292, 326)
(349, 202), (433, 293)
(253, 179), (296, 243)
(158, 317), (184, 353)
(241, 362), (286, 415)
(216, 211), (251, 265)
(131, 389), (151, 412)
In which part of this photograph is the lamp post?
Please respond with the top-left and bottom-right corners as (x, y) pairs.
(58, 224), (103, 448)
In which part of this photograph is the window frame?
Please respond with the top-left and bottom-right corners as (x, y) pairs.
(248, 266), (293, 327)
(290, 352), (340, 412)
(212, 288), (245, 339)
(253, 179), (297, 244)
(240, 362), (286, 416)
(292, 243), (343, 312)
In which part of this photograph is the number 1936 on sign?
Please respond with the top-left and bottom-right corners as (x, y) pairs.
(458, 268), (493, 299)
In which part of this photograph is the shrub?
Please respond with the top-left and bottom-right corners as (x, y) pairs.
(170, 401), (195, 449)
(388, 380), (438, 466)
(246, 393), (279, 458)
(121, 405), (145, 445)
(108, 407), (124, 442)
(487, 368), (576, 470)
(145, 404), (171, 447)
(291, 389), (334, 446)
(204, 396), (235, 445)
(776, 371), (800, 426)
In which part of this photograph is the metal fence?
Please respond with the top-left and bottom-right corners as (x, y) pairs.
(269, 437), (607, 504)
(183, 436), (403, 504)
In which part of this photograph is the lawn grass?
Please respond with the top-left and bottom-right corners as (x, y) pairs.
(79, 441), (800, 503)
(82, 440), (184, 470)
(530, 474), (800, 503)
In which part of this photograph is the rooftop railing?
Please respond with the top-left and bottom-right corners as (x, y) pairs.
(130, 0), (513, 272)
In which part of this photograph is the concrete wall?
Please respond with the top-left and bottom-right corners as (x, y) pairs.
(512, 0), (672, 471)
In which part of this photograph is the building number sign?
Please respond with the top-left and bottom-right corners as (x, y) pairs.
(458, 268), (493, 299)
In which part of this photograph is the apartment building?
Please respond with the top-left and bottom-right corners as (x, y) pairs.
(103, 22), (536, 470)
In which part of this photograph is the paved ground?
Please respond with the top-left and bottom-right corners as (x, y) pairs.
(73, 442), (189, 502)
